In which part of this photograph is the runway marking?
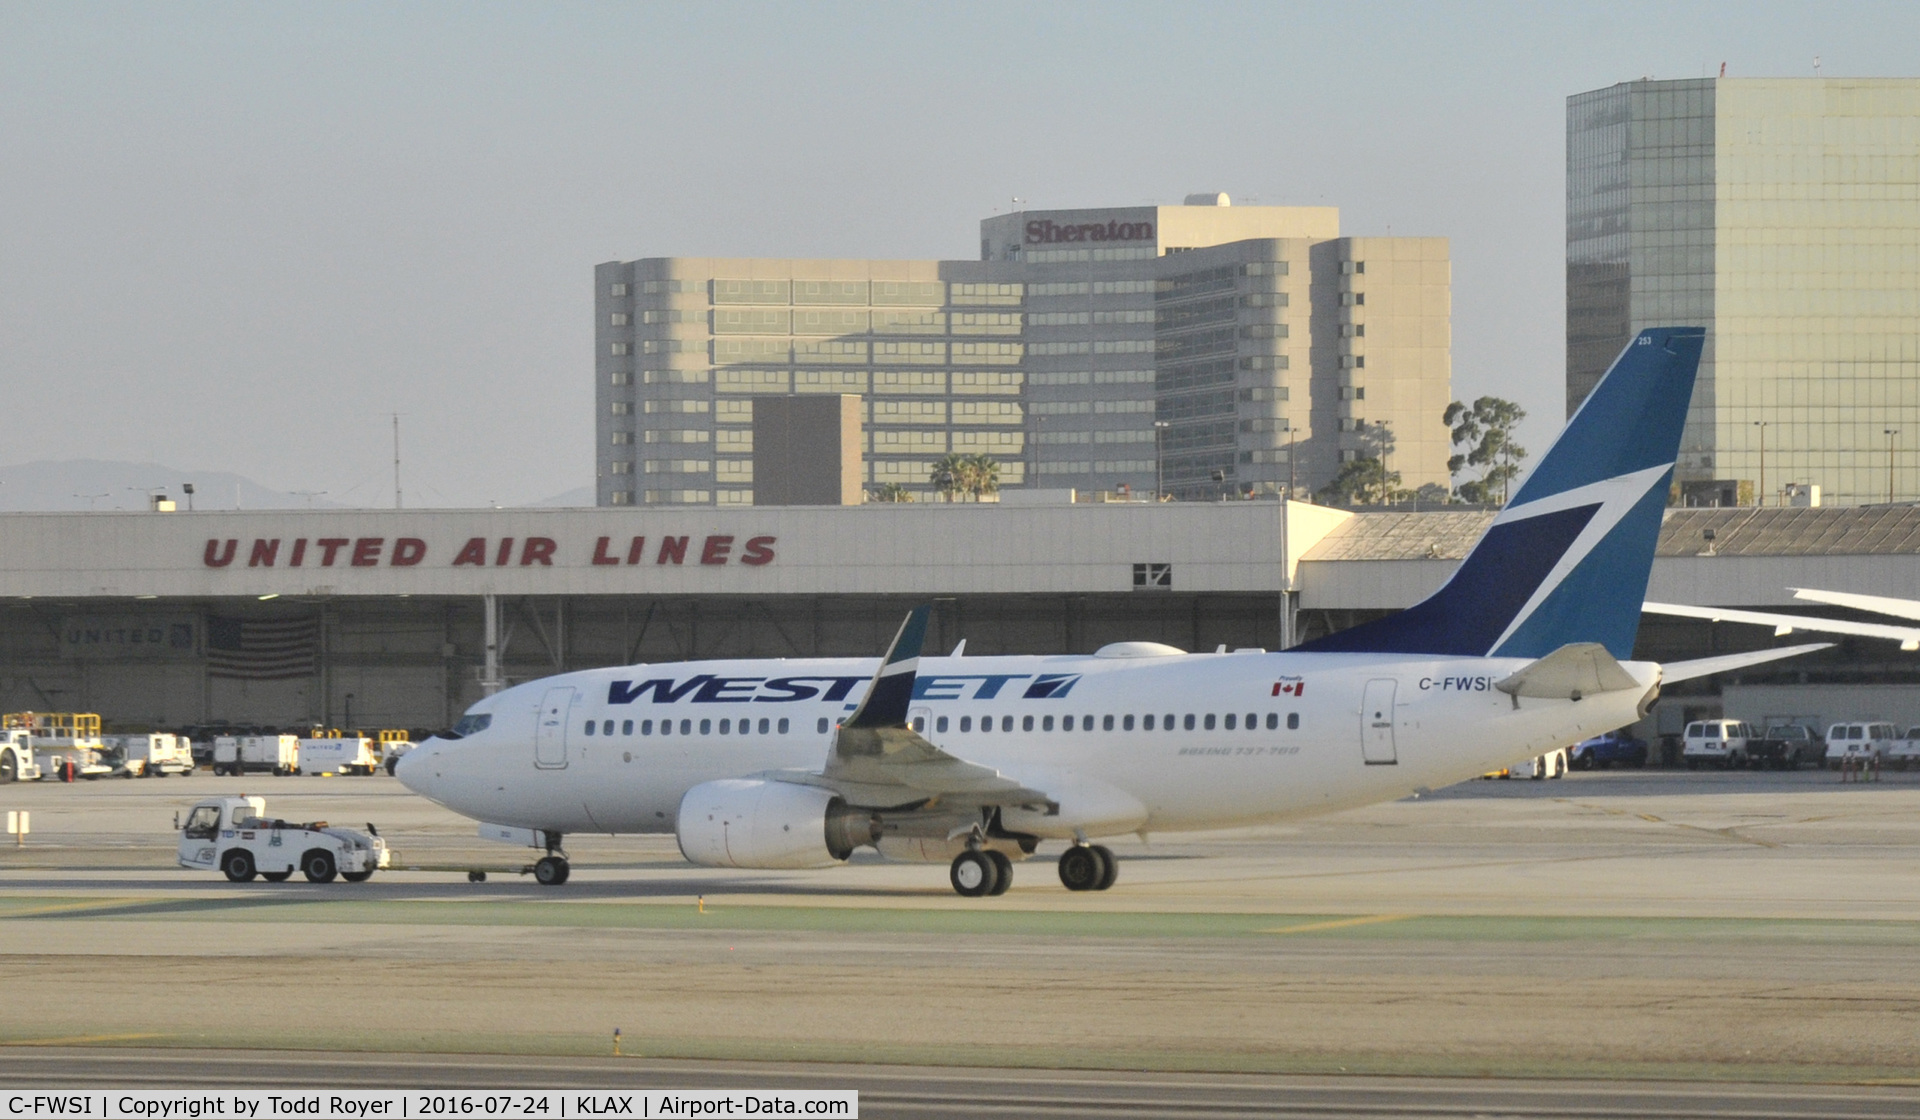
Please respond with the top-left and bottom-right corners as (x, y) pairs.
(2, 1033), (165, 1047)
(1260, 913), (1412, 935)
(0, 898), (154, 919)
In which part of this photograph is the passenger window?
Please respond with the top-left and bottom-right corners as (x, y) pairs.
(1224, 714), (1237, 730)
(622, 720), (633, 735)
(1184, 714), (1196, 731)
(1122, 714), (1134, 731)
(1084, 715), (1095, 732)
(583, 721), (596, 736)
(1103, 715), (1115, 731)
(936, 715), (949, 733)
(1686, 723), (1701, 738)
(680, 719), (692, 735)
(980, 716), (992, 733)
(602, 720), (613, 736)
(1043, 715), (1055, 731)
(1287, 713), (1299, 730)
(777, 718), (789, 734)
(1266, 713), (1278, 730)
(1143, 714), (1155, 731)
(816, 718), (829, 734)
(699, 719), (711, 735)
(1706, 726), (1721, 739)
(758, 718), (769, 734)
(1245, 712), (1256, 730)
(960, 716), (972, 732)
(1164, 713), (1174, 729)
(1023, 715), (1035, 732)
(719, 719), (731, 734)
(1002, 715), (1013, 732)
(641, 720), (653, 735)
(1063, 715), (1074, 731)
(911, 716), (925, 732)
(1204, 714), (1216, 730)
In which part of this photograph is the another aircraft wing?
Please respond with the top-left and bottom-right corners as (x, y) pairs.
(1790, 586), (1920, 623)
(1644, 600), (1920, 650)
(771, 606), (1055, 812)
(1661, 643), (1833, 685)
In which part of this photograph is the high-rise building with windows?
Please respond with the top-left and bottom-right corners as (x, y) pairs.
(597, 197), (1450, 506)
(1568, 77), (1920, 506)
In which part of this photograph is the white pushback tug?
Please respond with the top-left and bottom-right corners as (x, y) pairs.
(178, 795), (389, 883)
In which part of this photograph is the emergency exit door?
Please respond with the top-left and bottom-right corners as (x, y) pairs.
(535, 687), (573, 769)
(1360, 679), (1398, 765)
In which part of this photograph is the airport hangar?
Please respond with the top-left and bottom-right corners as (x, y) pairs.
(2, 502), (1918, 739)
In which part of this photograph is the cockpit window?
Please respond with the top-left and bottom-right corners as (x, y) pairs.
(450, 713), (493, 738)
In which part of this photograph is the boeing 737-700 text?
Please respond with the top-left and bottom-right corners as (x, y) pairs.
(397, 327), (1824, 896)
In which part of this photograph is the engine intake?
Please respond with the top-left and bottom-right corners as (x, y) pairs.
(676, 779), (877, 869)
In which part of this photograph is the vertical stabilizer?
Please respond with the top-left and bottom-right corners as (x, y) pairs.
(1296, 327), (1704, 659)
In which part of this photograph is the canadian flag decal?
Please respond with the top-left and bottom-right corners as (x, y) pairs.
(1272, 677), (1305, 697)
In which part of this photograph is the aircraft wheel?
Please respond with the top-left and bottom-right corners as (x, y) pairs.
(534, 855), (570, 886)
(1090, 844), (1118, 891)
(467, 870), (487, 883)
(949, 850), (997, 897)
(1057, 845), (1101, 892)
(221, 850), (256, 882)
(262, 870), (292, 882)
(342, 870), (373, 883)
(302, 849), (338, 883)
(985, 850), (1013, 896)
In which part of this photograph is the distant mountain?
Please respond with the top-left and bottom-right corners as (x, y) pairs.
(0, 460), (346, 512)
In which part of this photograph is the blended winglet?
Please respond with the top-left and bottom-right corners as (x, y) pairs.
(842, 605), (930, 731)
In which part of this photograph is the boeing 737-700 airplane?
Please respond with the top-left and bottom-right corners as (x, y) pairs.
(397, 327), (1825, 896)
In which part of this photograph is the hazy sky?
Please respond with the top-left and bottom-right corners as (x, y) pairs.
(4, 2), (1916, 508)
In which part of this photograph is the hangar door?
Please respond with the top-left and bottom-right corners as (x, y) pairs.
(1360, 679), (1398, 765)
(534, 687), (574, 769)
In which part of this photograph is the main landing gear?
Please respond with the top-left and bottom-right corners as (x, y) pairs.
(533, 832), (570, 886)
(948, 849), (1013, 897)
(1057, 843), (1118, 892)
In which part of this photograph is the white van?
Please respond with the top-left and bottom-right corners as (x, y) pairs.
(1682, 720), (1755, 769)
(1824, 722), (1899, 768)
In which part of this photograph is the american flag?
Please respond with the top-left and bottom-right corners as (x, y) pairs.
(206, 616), (318, 681)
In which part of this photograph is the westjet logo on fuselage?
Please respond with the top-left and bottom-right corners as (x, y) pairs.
(606, 672), (1082, 706)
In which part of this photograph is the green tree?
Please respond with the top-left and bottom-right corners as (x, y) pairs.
(870, 482), (915, 503)
(962, 453), (1001, 500)
(929, 453), (968, 501)
(1444, 397), (1528, 505)
(1315, 457), (1401, 506)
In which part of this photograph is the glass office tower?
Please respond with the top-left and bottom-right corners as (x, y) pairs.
(1569, 78), (1920, 506)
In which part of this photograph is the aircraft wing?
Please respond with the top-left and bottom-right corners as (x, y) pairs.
(773, 606), (1055, 812)
(1644, 600), (1920, 650)
(1661, 643), (1833, 685)
(1790, 586), (1920, 623)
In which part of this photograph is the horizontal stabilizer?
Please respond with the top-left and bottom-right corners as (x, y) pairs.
(1661, 643), (1832, 685)
(1644, 601), (1920, 651)
(1495, 642), (1643, 701)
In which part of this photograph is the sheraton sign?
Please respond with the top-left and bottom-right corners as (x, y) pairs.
(1024, 218), (1155, 245)
(202, 534), (778, 569)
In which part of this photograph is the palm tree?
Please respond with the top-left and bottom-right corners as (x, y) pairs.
(929, 453), (968, 502)
(870, 482), (915, 503)
(963, 454), (1000, 501)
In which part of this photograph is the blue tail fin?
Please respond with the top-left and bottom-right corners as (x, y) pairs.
(1296, 327), (1704, 660)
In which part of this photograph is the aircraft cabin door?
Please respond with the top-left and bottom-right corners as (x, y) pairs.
(1360, 679), (1398, 765)
(909, 706), (932, 736)
(534, 687), (574, 769)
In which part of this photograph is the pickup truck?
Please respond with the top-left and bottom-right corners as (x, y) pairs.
(1748, 724), (1825, 770)
(1570, 729), (1648, 770)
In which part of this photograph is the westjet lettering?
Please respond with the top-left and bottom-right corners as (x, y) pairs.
(398, 328), (1828, 897)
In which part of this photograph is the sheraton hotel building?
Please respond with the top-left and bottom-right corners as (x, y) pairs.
(595, 196), (1454, 506)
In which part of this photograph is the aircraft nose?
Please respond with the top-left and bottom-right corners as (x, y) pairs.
(393, 743), (436, 794)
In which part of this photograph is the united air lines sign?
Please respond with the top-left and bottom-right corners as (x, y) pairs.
(201, 533), (778, 570)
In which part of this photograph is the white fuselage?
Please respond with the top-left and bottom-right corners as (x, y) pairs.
(397, 649), (1657, 842)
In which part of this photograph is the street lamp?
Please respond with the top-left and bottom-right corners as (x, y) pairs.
(1752, 421), (1768, 506)
(1152, 421), (1171, 501)
(1886, 429), (1900, 504)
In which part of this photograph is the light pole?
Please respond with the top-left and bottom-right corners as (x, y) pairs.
(1753, 421), (1768, 506)
(1886, 429), (1900, 504)
(1286, 427), (1296, 500)
(1153, 421), (1171, 501)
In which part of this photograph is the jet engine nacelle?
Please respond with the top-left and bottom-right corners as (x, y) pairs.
(675, 778), (876, 869)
